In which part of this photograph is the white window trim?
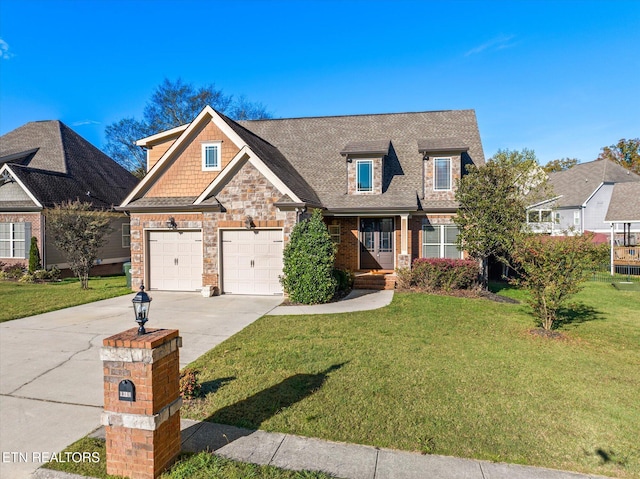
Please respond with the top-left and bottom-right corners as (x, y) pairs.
(122, 223), (131, 248)
(356, 159), (374, 193)
(433, 157), (452, 191)
(0, 222), (30, 259)
(202, 142), (222, 171)
(328, 225), (341, 244)
(422, 224), (461, 259)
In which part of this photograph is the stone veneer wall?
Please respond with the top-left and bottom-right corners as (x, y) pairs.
(347, 157), (383, 195)
(129, 160), (297, 291)
(423, 154), (462, 201)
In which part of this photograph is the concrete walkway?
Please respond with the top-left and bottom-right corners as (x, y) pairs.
(33, 420), (608, 479)
(0, 292), (282, 479)
(268, 289), (394, 315)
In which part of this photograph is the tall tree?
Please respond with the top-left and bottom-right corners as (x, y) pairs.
(104, 78), (272, 177)
(454, 148), (547, 287)
(543, 157), (579, 173)
(597, 138), (640, 175)
(46, 201), (114, 289)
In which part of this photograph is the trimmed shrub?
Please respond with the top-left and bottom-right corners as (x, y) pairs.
(402, 258), (479, 291)
(1, 264), (26, 280)
(281, 209), (337, 304)
(29, 237), (41, 273)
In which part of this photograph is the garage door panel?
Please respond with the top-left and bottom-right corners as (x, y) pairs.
(148, 230), (203, 291)
(221, 229), (283, 295)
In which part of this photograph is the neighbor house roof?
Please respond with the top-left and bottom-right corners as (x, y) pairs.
(605, 182), (640, 222)
(547, 159), (640, 208)
(237, 110), (484, 211)
(0, 121), (139, 209)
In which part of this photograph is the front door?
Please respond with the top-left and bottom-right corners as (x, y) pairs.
(360, 218), (394, 270)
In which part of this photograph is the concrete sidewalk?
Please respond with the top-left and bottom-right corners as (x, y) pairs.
(33, 420), (606, 479)
(268, 289), (394, 315)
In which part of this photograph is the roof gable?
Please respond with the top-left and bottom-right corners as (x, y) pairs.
(549, 159), (640, 207)
(0, 121), (138, 209)
(605, 182), (640, 222)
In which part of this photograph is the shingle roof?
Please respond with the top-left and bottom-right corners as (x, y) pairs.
(605, 182), (640, 222)
(548, 159), (640, 207)
(0, 121), (139, 209)
(238, 110), (484, 211)
(218, 113), (322, 206)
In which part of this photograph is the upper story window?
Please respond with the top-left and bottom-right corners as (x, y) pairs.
(434, 158), (451, 190)
(0, 222), (30, 259)
(356, 160), (373, 193)
(202, 142), (222, 171)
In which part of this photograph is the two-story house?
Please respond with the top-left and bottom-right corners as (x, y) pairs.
(119, 106), (484, 294)
(0, 121), (139, 275)
(526, 159), (640, 240)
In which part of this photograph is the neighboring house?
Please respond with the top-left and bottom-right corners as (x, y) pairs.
(526, 159), (640, 237)
(119, 106), (484, 294)
(0, 121), (139, 274)
(605, 181), (640, 272)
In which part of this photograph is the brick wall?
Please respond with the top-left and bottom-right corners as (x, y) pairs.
(328, 217), (359, 271)
(102, 328), (181, 479)
(0, 212), (43, 267)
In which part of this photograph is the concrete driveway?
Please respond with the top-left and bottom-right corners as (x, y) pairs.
(0, 292), (282, 479)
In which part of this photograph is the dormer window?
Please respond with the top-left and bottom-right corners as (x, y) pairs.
(356, 160), (373, 193)
(434, 157), (451, 190)
(202, 142), (222, 171)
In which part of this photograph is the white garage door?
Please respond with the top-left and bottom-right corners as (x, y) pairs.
(148, 230), (203, 291)
(221, 229), (283, 295)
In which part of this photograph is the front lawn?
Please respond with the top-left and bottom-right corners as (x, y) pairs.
(183, 283), (639, 478)
(0, 276), (131, 322)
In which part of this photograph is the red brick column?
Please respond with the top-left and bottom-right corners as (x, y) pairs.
(100, 328), (182, 479)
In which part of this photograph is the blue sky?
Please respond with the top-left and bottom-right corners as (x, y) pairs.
(0, 0), (638, 165)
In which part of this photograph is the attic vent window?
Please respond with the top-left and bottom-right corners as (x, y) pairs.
(202, 142), (222, 171)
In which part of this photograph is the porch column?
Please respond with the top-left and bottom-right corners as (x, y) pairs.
(611, 223), (615, 276)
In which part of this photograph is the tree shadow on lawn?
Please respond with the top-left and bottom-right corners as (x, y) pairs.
(205, 363), (347, 430)
(556, 303), (604, 329)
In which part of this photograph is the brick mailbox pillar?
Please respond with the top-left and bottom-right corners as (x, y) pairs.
(100, 328), (182, 479)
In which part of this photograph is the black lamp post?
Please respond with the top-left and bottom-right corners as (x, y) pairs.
(132, 283), (152, 335)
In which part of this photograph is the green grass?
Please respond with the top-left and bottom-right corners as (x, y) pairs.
(0, 276), (131, 322)
(43, 437), (335, 478)
(180, 282), (639, 478)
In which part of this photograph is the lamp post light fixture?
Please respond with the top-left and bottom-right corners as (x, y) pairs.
(132, 283), (152, 335)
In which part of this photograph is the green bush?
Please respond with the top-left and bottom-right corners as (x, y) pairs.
(281, 209), (337, 304)
(29, 237), (41, 273)
(399, 258), (479, 291)
(333, 268), (354, 292)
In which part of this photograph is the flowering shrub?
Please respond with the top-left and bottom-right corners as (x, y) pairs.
(400, 258), (479, 291)
(179, 368), (202, 399)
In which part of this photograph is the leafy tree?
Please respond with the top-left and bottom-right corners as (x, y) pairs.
(105, 78), (272, 177)
(46, 200), (114, 289)
(281, 209), (337, 304)
(454, 148), (547, 287)
(510, 233), (605, 330)
(28, 236), (41, 273)
(597, 138), (640, 175)
(543, 157), (579, 173)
